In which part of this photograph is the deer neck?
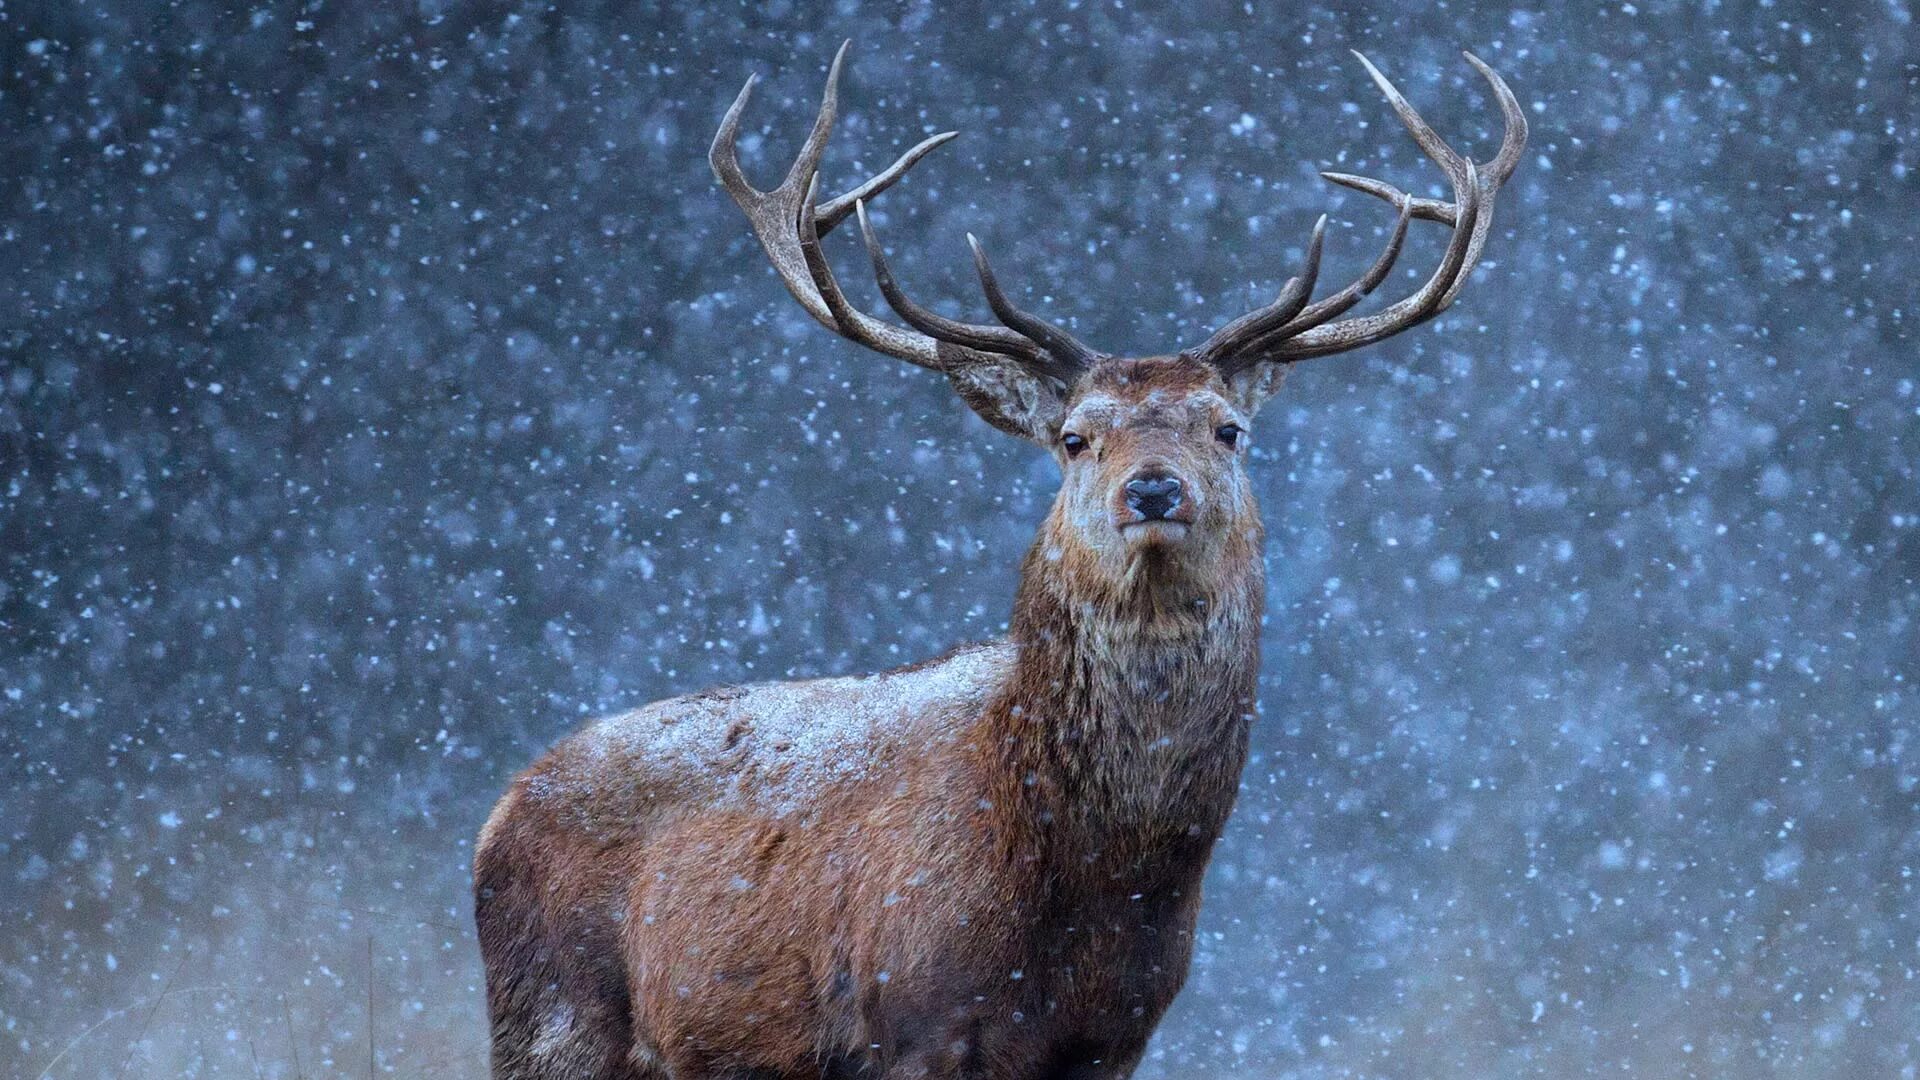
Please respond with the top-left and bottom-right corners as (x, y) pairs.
(988, 516), (1264, 878)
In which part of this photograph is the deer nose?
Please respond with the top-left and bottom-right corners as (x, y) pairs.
(1124, 472), (1184, 521)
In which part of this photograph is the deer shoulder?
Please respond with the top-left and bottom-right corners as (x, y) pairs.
(485, 640), (1015, 853)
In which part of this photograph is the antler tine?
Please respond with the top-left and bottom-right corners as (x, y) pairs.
(709, 59), (848, 337)
(1436, 51), (1527, 306)
(816, 132), (959, 237)
(1296, 50), (1527, 324)
(1189, 215), (1326, 369)
(856, 201), (1053, 371)
(709, 43), (961, 370)
(709, 72), (763, 205)
(1321, 173), (1456, 226)
(1465, 51), (1529, 185)
(1242, 193), (1414, 355)
(712, 43), (1109, 380)
(967, 235), (1103, 375)
(780, 40), (849, 195)
(1317, 53), (1526, 229)
(1349, 51), (1473, 190)
(1190, 50), (1525, 371)
(1275, 159), (1482, 361)
(792, 177), (943, 369)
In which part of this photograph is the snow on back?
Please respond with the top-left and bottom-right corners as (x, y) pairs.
(565, 640), (1013, 817)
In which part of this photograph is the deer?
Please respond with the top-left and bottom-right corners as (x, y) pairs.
(474, 42), (1525, 1080)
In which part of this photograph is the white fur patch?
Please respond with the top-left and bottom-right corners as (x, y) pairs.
(530, 1001), (576, 1061)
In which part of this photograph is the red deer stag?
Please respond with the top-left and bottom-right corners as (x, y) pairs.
(476, 42), (1525, 1080)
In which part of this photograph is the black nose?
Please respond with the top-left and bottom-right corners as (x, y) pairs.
(1125, 473), (1184, 521)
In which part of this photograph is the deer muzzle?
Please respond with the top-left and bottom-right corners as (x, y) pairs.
(1117, 467), (1196, 539)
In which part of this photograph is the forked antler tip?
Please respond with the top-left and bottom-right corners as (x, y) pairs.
(1189, 45), (1525, 368)
(717, 43), (1521, 381)
(711, 43), (1056, 373)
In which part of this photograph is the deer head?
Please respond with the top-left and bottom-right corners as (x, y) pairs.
(712, 43), (1525, 601)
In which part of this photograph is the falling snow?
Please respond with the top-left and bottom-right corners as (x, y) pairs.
(3, 3), (1917, 1078)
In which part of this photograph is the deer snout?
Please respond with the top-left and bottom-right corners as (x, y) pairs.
(1123, 471), (1185, 523)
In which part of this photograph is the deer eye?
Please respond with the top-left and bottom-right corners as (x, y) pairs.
(1215, 423), (1243, 448)
(1060, 433), (1089, 458)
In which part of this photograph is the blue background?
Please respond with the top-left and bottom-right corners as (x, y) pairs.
(4, 2), (1916, 1075)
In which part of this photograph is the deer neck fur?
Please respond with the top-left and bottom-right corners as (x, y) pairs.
(982, 502), (1265, 888)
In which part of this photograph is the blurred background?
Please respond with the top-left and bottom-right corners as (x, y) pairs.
(3, 1), (1916, 1076)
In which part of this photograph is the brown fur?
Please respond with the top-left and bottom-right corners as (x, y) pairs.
(476, 357), (1266, 1078)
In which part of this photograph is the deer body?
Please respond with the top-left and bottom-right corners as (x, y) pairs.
(477, 43), (1524, 1080)
(477, 519), (1260, 1078)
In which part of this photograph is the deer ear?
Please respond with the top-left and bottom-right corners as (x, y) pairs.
(941, 359), (1068, 445)
(1225, 361), (1290, 416)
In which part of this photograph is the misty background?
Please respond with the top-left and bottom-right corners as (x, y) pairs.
(4, 1), (1916, 1076)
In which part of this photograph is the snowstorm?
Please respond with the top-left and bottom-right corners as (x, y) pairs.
(4, 2), (1916, 1077)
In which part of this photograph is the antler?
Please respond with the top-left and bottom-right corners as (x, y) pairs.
(1186, 51), (1527, 376)
(711, 42), (1100, 383)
